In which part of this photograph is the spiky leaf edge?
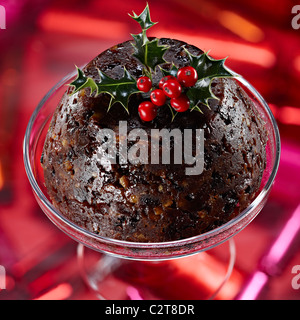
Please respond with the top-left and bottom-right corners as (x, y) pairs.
(69, 66), (140, 113)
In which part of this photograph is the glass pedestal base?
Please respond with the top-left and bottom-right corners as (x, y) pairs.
(77, 238), (236, 300)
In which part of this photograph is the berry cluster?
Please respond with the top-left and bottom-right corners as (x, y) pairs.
(136, 66), (198, 121)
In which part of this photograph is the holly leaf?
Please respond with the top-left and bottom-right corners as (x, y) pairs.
(185, 50), (234, 109)
(132, 36), (168, 72)
(189, 50), (232, 81)
(186, 78), (215, 110)
(129, 3), (157, 31)
(130, 4), (168, 73)
(69, 66), (98, 94)
(97, 68), (139, 112)
(69, 67), (139, 112)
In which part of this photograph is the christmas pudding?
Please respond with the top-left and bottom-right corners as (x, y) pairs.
(41, 5), (267, 242)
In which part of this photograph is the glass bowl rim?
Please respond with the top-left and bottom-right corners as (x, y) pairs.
(23, 70), (281, 250)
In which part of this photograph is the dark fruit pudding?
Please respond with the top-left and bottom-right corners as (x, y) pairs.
(41, 36), (267, 242)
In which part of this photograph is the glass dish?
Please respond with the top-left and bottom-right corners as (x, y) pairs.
(23, 70), (280, 299)
(23, 70), (280, 260)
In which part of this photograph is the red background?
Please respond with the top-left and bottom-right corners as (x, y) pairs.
(0, 0), (300, 300)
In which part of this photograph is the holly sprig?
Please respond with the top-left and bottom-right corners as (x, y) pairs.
(69, 4), (168, 111)
(68, 4), (234, 119)
(129, 3), (168, 78)
(160, 49), (233, 111)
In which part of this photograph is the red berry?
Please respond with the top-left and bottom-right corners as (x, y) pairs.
(170, 94), (190, 112)
(150, 89), (166, 106)
(177, 66), (198, 87)
(159, 75), (176, 89)
(138, 101), (157, 121)
(162, 79), (182, 98)
(137, 76), (152, 92)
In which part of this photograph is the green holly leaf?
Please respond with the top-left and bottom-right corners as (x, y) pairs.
(189, 50), (232, 81)
(130, 4), (168, 73)
(69, 66), (99, 95)
(185, 50), (233, 109)
(132, 36), (168, 72)
(186, 78), (215, 110)
(129, 3), (157, 31)
(97, 68), (139, 112)
(69, 67), (139, 112)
